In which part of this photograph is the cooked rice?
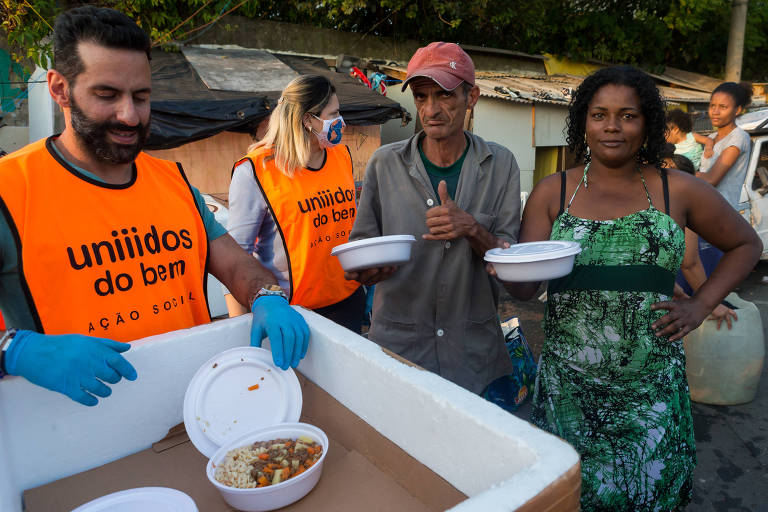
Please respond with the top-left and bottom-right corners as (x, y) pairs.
(214, 437), (322, 489)
(214, 445), (263, 489)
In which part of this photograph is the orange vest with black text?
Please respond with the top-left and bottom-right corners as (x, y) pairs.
(0, 138), (211, 341)
(240, 145), (359, 309)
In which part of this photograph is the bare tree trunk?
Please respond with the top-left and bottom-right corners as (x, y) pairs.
(725, 0), (749, 82)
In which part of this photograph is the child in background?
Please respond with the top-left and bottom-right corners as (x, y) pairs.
(666, 109), (712, 170)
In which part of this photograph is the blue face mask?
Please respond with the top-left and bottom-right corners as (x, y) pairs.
(311, 114), (345, 148)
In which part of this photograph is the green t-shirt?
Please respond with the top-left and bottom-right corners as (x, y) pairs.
(0, 143), (226, 330)
(418, 137), (469, 202)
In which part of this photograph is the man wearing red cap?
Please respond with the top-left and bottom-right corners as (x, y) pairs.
(346, 42), (521, 394)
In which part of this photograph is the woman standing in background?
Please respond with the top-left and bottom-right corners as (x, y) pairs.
(697, 82), (752, 207)
(695, 82), (753, 277)
(225, 75), (365, 332)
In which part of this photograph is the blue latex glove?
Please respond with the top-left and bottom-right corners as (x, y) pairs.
(4, 330), (138, 406)
(250, 296), (310, 370)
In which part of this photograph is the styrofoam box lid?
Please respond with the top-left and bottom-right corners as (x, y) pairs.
(71, 487), (197, 512)
(331, 235), (416, 255)
(183, 347), (302, 458)
(485, 241), (582, 263)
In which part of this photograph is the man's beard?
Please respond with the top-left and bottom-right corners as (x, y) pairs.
(70, 97), (150, 165)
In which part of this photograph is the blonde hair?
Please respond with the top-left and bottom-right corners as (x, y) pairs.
(250, 74), (336, 177)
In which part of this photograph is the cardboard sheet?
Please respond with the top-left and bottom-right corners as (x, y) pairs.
(23, 376), (467, 512)
(24, 438), (440, 512)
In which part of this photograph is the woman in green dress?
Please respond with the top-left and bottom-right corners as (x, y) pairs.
(497, 66), (762, 510)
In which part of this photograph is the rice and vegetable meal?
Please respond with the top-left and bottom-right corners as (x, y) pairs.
(214, 436), (323, 489)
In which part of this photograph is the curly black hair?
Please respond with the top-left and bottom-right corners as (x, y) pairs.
(565, 65), (667, 168)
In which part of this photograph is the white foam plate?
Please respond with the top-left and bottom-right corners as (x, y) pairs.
(71, 487), (197, 512)
(183, 347), (302, 458)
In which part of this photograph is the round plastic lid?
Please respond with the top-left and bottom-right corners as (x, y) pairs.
(331, 235), (416, 255)
(484, 241), (582, 263)
(71, 487), (197, 512)
(183, 347), (302, 458)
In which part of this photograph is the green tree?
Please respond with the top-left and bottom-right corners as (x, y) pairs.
(663, 0), (768, 81)
(3, 0), (767, 81)
(1, 0), (265, 69)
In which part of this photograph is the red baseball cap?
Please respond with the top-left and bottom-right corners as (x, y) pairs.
(401, 42), (475, 92)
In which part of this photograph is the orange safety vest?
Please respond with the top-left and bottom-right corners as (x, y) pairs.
(0, 138), (211, 341)
(240, 145), (359, 309)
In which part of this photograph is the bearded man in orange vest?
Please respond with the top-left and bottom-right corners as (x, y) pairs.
(0, 6), (310, 406)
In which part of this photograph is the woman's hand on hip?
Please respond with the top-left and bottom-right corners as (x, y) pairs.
(650, 297), (710, 341)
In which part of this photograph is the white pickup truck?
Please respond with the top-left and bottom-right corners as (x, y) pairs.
(735, 109), (768, 258)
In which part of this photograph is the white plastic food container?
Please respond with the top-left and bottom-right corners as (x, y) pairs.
(71, 487), (198, 512)
(331, 235), (416, 272)
(183, 347), (302, 459)
(207, 423), (329, 512)
(485, 241), (582, 282)
(184, 347), (328, 511)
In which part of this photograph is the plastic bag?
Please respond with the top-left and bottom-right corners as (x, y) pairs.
(482, 317), (538, 412)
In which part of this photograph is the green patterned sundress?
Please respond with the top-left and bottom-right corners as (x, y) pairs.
(531, 166), (695, 511)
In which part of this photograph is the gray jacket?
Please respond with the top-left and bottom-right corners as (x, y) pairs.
(351, 132), (520, 393)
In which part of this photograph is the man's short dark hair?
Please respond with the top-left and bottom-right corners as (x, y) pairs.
(53, 6), (151, 84)
(666, 109), (692, 133)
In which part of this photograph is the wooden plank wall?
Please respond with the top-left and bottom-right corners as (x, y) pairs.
(147, 125), (381, 198)
(341, 125), (381, 183)
(146, 131), (254, 197)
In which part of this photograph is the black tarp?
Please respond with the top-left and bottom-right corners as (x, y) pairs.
(147, 48), (409, 150)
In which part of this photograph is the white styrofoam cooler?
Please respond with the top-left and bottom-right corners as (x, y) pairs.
(0, 310), (579, 511)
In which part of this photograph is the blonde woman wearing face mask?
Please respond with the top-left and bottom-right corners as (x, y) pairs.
(225, 75), (364, 332)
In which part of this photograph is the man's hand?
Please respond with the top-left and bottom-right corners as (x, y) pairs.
(250, 296), (310, 370)
(5, 331), (137, 406)
(423, 181), (478, 241)
(344, 266), (397, 286)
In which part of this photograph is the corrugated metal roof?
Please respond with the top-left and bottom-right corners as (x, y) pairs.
(656, 84), (712, 104)
(478, 74), (711, 106)
(380, 65), (712, 106)
(476, 73), (581, 105)
(648, 66), (723, 93)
